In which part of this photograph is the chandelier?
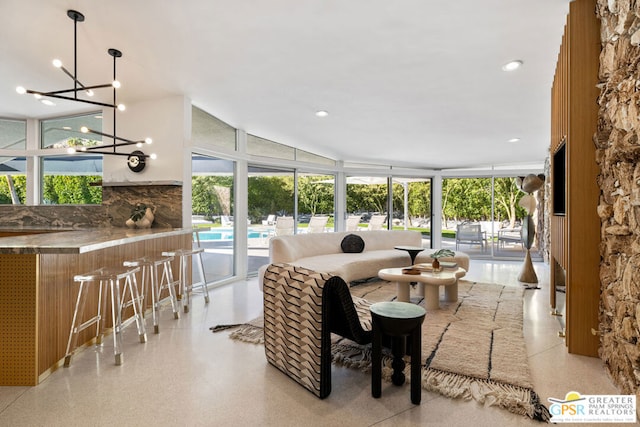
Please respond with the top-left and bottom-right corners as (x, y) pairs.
(15, 9), (155, 172)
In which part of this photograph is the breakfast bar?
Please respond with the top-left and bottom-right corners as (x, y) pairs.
(0, 227), (193, 386)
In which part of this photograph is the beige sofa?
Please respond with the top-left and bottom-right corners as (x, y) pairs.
(258, 230), (469, 290)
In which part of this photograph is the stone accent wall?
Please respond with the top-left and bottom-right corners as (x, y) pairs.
(542, 156), (551, 263)
(0, 184), (183, 230)
(102, 184), (183, 228)
(0, 205), (109, 229)
(596, 0), (640, 395)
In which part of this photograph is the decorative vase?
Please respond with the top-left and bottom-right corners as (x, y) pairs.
(432, 258), (441, 271)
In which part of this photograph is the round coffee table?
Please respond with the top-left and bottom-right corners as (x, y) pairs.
(370, 301), (426, 405)
(378, 266), (467, 309)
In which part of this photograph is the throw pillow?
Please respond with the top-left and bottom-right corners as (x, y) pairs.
(341, 234), (365, 253)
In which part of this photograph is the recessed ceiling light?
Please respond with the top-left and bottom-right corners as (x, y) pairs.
(508, 138), (521, 143)
(502, 60), (523, 72)
(315, 110), (329, 117)
(41, 99), (55, 106)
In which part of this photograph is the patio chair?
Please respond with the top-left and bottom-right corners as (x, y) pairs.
(455, 223), (486, 251)
(273, 216), (295, 236)
(220, 215), (234, 227)
(307, 216), (329, 233)
(263, 263), (372, 398)
(497, 227), (523, 250)
(345, 215), (362, 231)
(367, 214), (387, 230)
(262, 214), (276, 226)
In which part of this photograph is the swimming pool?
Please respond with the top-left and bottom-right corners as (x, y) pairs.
(197, 228), (269, 241)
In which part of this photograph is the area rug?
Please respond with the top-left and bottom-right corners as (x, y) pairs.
(211, 279), (550, 422)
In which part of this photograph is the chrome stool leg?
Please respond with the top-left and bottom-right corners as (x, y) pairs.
(124, 256), (180, 334)
(64, 267), (145, 367)
(157, 257), (181, 323)
(162, 248), (210, 313)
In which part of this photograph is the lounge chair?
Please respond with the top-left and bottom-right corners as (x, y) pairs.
(220, 215), (234, 227)
(307, 216), (329, 233)
(345, 215), (361, 231)
(367, 214), (387, 230)
(262, 214), (276, 226)
(273, 216), (295, 236)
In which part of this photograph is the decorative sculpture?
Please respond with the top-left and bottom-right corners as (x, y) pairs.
(515, 174), (545, 284)
(125, 203), (155, 228)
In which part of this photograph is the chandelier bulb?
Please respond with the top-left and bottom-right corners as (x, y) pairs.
(150, 153), (157, 160)
(52, 59), (63, 68)
(86, 89), (94, 97)
(117, 104), (126, 111)
(80, 147), (88, 152)
(33, 93), (42, 99)
(145, 138), (152, 144)
(112, 80), (121, 89)
(80, 126), (89, 133)
(16, 86), (26, 95)
(136, 142), (142, 148)
(67, 147), (76, 154)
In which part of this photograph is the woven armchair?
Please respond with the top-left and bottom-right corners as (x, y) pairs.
(262, 263), (372, 398)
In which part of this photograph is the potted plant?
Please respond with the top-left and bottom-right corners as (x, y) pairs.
(428, 248), (455, 271)
(125, 203), (155, 228)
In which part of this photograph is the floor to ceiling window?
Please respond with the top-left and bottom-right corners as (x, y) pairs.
(298, 173), (335, 233)
(441, 176), (542, 260)
(247, 165), (295, 274)
(346, 176), (390, 230)
(392, 177), (432, 248)
(191, 154), (235, 282)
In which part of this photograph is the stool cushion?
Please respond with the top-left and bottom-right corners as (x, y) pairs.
(340, 234), (365, 253)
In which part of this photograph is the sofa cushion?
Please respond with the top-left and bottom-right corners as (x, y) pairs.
(341, 234), (365, 253)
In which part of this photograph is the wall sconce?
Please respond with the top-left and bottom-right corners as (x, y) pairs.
(15, 9), (156, 172)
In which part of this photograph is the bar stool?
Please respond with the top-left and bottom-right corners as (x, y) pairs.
(123, 255), (180, 334)
(162, 247), (210, 313)
(64, 266), (147, 367)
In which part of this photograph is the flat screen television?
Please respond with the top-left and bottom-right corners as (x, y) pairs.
(552, 142), (566, 215)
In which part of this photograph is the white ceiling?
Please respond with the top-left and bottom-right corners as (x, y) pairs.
(0, 0), (571, 170)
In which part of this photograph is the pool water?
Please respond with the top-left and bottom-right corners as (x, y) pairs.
(197, 229), (268, 241)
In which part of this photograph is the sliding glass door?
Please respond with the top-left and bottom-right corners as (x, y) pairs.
(247, 165), (295, 274)
(392, 178), (432, 248)
(191, 154), (235, 281)
(442, 176), (541, 260)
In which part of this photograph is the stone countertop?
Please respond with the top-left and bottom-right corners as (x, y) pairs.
(0, 228), (193, 254)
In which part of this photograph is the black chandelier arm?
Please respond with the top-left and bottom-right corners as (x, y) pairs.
(82, 141), (142, 151)
(57, 65), (78, 84)
(74, 150), (149, 158)
(24, 90), (117, 109)
(27, 83), (114, 97)
(81, 128), (146, 146)
(56, 64), (116, 93)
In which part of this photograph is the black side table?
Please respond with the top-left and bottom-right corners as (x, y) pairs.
(370, 301), (426, 404)
(394, 245), (425, 265)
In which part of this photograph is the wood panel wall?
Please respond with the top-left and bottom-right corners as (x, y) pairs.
(37, 233), (192, 381)
(549, 0), (601, 357)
